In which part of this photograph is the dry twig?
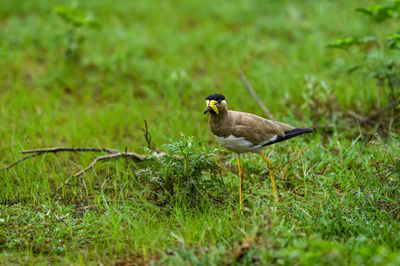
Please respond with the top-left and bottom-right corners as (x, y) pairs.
(62, 151), (146, 187)
(348, 100), (400, 124)
(238, 70), (275, 120)
(364, 100), (400, 121)
(141, 120), (152, 149)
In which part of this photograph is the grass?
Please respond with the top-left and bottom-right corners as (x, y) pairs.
(1, 0), (400, 264)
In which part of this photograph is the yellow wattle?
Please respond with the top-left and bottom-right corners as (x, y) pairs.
(205, 100), (219, 115)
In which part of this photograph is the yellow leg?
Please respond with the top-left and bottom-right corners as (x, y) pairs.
(237, 155), (244, 210)
(259, 152), (278, 203)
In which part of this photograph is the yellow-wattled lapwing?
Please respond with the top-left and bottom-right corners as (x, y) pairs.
(203, 93), (313, 209)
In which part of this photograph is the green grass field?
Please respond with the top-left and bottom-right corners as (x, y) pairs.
(1, 0), (400, 264)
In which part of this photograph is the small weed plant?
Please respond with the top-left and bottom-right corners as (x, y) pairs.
(135, 135), (227, 209)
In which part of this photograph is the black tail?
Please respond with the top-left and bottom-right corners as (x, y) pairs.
(263, 128), (313, 146)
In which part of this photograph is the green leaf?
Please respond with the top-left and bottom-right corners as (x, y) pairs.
(355, 2), (400, 22)
(346, 65), (363, 74)
(53, 6), (101, 29)
(326, 36), (376, 49)
(326, 38), (359, 49)
(386, 33), (400, 49)
(358, 36), (377, 43)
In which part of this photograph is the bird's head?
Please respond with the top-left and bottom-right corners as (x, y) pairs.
(203, 93), (227, 115)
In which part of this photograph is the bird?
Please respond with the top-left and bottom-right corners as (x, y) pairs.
(203, 93), (313, 210)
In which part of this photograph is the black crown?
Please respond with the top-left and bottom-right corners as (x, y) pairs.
(205, 93), (225, 101)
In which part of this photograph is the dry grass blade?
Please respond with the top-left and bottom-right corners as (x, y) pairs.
(238, 70), (275, 120)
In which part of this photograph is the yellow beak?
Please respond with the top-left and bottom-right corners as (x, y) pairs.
(204, 100), (219, 115)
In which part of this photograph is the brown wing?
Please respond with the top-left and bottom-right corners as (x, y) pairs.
(229, 111), (295, 145)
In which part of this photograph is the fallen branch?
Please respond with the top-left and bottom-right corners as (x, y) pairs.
(1, 147), (119, 170)
(21, 147), (119, 154)
(238, 70), (275, 120)
(2, 146), (149, 188)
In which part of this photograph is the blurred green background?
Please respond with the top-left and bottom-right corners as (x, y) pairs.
(1, 0), (394, 150)
(1, 0), (399, 264)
